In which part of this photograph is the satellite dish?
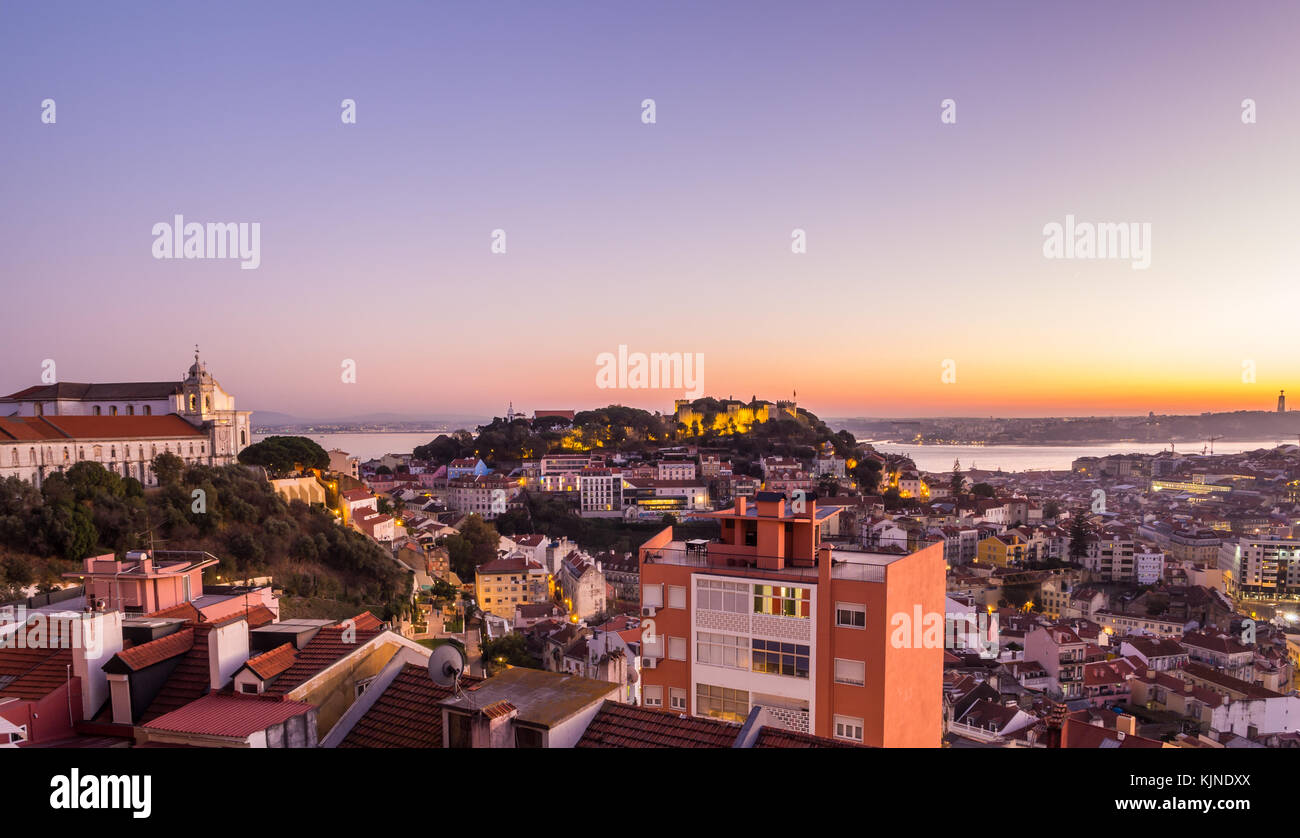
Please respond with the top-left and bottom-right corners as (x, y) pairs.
(428, 643), (466, 688)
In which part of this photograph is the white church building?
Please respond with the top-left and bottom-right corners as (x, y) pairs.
(0, 350), (253, 487)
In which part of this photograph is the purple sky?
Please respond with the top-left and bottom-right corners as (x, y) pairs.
(3, 1), (1299, 420)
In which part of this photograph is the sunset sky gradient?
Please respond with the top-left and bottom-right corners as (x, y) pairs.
(3, 1), (1298, 420)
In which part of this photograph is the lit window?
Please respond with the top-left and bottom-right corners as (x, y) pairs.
(696, 683), (748, 723)
(751, 639), (809, 678)
(753, 584), (811, 619)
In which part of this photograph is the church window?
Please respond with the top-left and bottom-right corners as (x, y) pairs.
(189, 395), (197, 411)
(240, 430), (247, 446)
(204, 396), (211, 410)
(62, 448), (69, 463)
(151, 445), (157, 457)
(109, 406), (117, 416)
(93, 406), (102, 416)
(29, 449), (36, 465)
(110, 447), (116, 459)
(93, 445), (102, 459)
(10, 451), (17, 466)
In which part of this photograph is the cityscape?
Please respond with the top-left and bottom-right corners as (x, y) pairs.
(3, 0), (1296, 817)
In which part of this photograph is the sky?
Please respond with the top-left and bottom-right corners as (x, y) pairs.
(2, 1), (1299, 421)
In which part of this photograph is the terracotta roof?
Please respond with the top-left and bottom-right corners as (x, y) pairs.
(109, 628), (196, 673)
(0, 628), (73, 700)
(2, 381), (182, 402)
(338, 664), (483, 748)
(479, 700), (517, 720)
(243, 643), (298, 680)
(575, 701), (741, 748)
(141, 692), (315, 738)
(264, 615), (383, 695)
(1062, 718), (1163, 749)
(752, 727), (864, 748)
(144, 602), (202, 622)
(0, 414), (205, 441)
(140, 625), (214, 721)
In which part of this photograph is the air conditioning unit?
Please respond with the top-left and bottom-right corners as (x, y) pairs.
(641, 607), (656, 617)
(642, 657), (657, 669)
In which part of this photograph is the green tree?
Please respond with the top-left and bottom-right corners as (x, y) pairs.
(950, 459), (963, 496)
(971, 482), (995, 498)
(151, 452), (185, 486)
(1068, 509), (1091, 562)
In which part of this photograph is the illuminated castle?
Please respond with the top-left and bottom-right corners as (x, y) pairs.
(673, 396), (799, 436)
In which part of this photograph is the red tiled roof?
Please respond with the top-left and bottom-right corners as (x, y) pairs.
(244, 643), (298, 681)
(140, 625), (213, 721)
(479, 700), (516, 720)
(265, 615), (383, 695)
(142, 692), (314, 738)
(338, 664), (483, 748)
(0, 414), (205, 442)
(0, 629), (73, 701)
(752, 727), (864, 748)
(575, 701), (741, 748)
(144, 602), (202, 622)
(111, 628), (195, 672)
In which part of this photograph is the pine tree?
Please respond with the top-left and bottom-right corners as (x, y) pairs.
(950, 459), (963, 496)
(1068, 509), (1090, 562)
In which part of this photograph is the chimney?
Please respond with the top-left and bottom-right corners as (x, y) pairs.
(68, 610), (124, 721)
(208, 619), (250, 690)
(735, 497), (747, 516)
(1116, 713), (1137, 737)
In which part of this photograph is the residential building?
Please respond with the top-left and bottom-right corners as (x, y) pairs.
(638, 491), (945, 747)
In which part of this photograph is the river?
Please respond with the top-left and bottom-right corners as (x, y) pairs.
(865, 440), (1293, 473)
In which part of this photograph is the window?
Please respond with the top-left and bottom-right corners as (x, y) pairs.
(696, 631), (749, 669)
(668, 636), (687, 661)
(696, 683), (748, 723)
(668, 585), (686, 609)
(355, 675), (378, 697)
(753, 584), (811, 619)
(834, 658), (866, 686)
(834, 715), (864, 743)
(670, 688), (687, 711)
(836, 602), (866, 629)
(448, 713), (472, 748)
(144, 406), (151, 416)
(515, 726), (543, 748)
(109, 406), (117, 416)
(642, 583), (664, 609)
(644, 685), (663, 707)
(93, 406), (101, 416)
(126, 405), (134, 416)
(696, 578), (748, 613)
(751, 639), (809, 678)
(240, 682), (259, 694)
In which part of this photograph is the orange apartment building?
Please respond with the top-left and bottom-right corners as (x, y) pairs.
(638, 492), (944, 747)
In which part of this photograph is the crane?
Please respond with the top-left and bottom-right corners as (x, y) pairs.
(1205, 435), (1223, 455)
